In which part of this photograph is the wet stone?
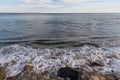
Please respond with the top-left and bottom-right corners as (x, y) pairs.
(23, 65), (34, 72)
(0, 66), (6, 80)
(105, 74), (117, 80)
(90, 73), (106, 80)
(57, 67), (79, 80)
(90, 60), (104, 67)
(6, 72), (45, 80)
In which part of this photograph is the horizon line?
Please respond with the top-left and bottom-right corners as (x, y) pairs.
(0, 12), (120, 14)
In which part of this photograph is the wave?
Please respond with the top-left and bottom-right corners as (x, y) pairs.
(0, 44), (120, 78)
(0, 39), (100, 48)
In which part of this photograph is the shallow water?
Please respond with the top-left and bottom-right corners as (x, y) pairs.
(0, 13), (120, 47)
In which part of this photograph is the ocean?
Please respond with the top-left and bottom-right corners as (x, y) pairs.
(0, 13), (120, 48)
(0, 13), (120, 78)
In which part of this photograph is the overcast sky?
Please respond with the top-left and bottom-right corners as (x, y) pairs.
(0, 0), (120, 13)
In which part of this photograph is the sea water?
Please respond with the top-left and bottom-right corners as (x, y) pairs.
(0, 13), (120, 77)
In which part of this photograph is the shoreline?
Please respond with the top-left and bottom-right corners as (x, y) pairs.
(0, 44), (120, 80)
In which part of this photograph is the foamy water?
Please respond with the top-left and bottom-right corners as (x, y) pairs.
(0, 44), (120, 78)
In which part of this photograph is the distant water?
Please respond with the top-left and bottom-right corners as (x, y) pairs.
(0, 13), (120, 48)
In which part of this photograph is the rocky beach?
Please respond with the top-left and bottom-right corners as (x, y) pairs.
(0, 44), (120, 80)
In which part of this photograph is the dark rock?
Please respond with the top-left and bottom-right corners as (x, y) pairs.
(57, 67), (107, 80)
(57, 67), (80, 80)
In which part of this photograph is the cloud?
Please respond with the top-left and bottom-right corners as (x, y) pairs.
(21, 0), (89, 4)
(61, 0), (88, 3)
(21, 0), (90, 8)
(21, 0), (63, 8)
(21, 0), (54, 4)
(21, 4), (63, 8)
(0, 0), (120, 13)
(21, 0), (32, 3)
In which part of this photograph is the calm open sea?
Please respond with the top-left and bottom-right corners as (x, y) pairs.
(0, 13), (120, 48)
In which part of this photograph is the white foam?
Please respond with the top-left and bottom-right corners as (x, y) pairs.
(0, 44), (120, 77)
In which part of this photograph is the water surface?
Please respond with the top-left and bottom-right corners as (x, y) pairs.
(0, 13), (120, 48)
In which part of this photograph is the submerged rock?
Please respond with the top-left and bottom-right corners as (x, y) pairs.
(90, 60), (104, 67)
(0, 66), (6, 80)
(23, 65), (34, 72)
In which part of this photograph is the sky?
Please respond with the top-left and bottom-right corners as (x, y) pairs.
(0, 0), (120, 13)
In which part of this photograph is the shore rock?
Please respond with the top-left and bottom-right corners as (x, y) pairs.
(90, 73), (106, 80)
(6, 67), (119, 80)
(0, 66), (6, 80)
(23, 65), (34, 72)
(105, 74), (117, 80)
(90, 60), (104, 67)
(57, 67), (79, 80)
(57, 67), (106, 80)
(6, 72), (46, 80)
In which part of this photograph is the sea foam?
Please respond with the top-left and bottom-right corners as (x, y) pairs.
(0, 44), (120, 78)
